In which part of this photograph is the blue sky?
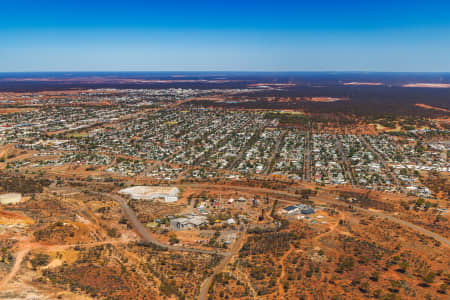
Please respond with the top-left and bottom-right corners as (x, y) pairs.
(1, 0), (450, 72)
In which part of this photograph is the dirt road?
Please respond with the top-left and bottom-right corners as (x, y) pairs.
(0, 238), (132, 290)
(0, 248), (30, 290)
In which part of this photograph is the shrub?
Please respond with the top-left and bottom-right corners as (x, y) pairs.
(422, 271), (436, 285)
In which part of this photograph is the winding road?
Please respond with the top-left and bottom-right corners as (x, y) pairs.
(102, 192), (249, 300)
(105, 193), (228, 255)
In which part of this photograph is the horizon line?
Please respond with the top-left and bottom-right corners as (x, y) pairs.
(0, 70), (450, 74)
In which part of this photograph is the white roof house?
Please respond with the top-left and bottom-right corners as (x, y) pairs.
(226, 218), (236, 225)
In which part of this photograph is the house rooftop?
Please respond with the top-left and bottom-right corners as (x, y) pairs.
(283, 205), (298, 212)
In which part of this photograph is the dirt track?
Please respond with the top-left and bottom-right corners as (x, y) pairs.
(0, 248), (30, 290)
(0, 239), (131, 290)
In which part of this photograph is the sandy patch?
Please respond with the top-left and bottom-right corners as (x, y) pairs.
(0, 193), (22, 205)
(343, 82), (384, 86)
(248, 83), (296, 88)
(403, 83), (450, 88)
(43, 259), (63, 269)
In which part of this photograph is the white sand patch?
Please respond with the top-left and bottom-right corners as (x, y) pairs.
(343, 82), (384, 86)
(0, 193), (22, 205)
(43, 259), (62, 270)
(403, 83), (450, 88)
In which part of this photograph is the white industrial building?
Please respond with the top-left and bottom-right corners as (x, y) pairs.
(119, 186), (179, 202)
(170, 215), (208, 230)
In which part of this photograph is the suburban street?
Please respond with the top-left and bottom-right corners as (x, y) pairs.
(303, 131), (312, 181)
(360, 135), (406, 193)
(264, 130), (286, 175)
(228, 128), (263, 170)
(335, 136), (357, 187)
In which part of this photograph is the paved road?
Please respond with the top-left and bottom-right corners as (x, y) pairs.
(280, 194), (450, 247)
(334, 136), (357, 187)
(343, 201), (450, 247)
(264, 130), (286, 175)
(198, 230), (247, 300)
(228, 127), (263, 170)
(303, 131), (311, 181)
(106, 193), (227, 255)
(193, 124), (252, 166)
(360, 135), (405, 194)
(180, 183), (450, 247)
